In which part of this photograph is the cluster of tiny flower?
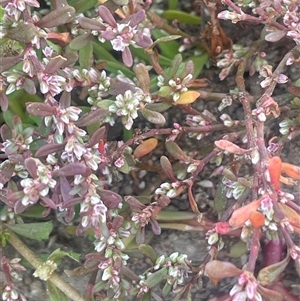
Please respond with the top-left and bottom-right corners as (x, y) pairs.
(155, 182), (178, 199)
(222, 178), (247, 200)
(93, 219), (131, 297)
(152, 252), (190, 291)
(87, 70), (111, 106)
(19, 159), (56, 207)
(109, 89), (146, 130)
(157, 74), (193, 102)
(229, 272), (262, 301)
(259, 196), (278, 235)
(186, 111), (216, 140)
(279, 118), (295, 139)
(2, 284), (26, 301)
(205, 228), (225, 250)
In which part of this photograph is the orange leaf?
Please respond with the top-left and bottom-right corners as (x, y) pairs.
(133, 138), (158, 159)
(281, 162), (300, 180)
(278, 203), (300, 230)
(268, 156), (282, 191)
(229, 198), (264, 228)
(215, 140), (249, 155)
(249, 211), (265, 228)
(175, 91), (200, 105)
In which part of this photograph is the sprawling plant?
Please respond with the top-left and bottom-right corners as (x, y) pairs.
(0, 0), (300, 300)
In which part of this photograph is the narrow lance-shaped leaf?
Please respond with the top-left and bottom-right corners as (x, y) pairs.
(188, 185), (200, 214)
(86, 126), (106, 148)
(75, 108), (109, 127)
(145, 267), (168, 288)
(268, 156), (282, 191)
(229, 197), (264, 228)
(165, 141), (190, 162)
(35, 5), (75, 28)
(133, 138), (158, 158)
(6, 222), (53, 241)
(139, 244), (157, 263)
(281, 162), (300, 180)
(52, 163), (91, 177)
(140, 108), (166, 126)
(35, 143), (66, 157)
(26, 103), (55, 117)
(0, 56), (23, 73)
(160, 156), (176, 182)
(257, 284), (284, 301)
(215, 140), (249, 155)
(44, 55), (67, 74)
(134, 63), (150, 92)
(257, 251), (290, 286)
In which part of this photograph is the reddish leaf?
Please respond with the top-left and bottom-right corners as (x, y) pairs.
(278, 203), (300, 232)
(35, 143), (66, 157)
(258, 284), (284, 301)
(35, 5), (75, 28)
(250, 211), (265, 228)
(165, 141), (190, 162)
(75, 108), (108, 127)
(52, 163), (91, 177)
(268, 156), (282, 191)
(205, 260), (242, 281)
(281, 162), (300, 180)
(215, 140), (249, 155)
(0, 56), (23, 73)
(133, 138), (158, 158)
(229, 198), (263, 228)
(44, 55), (67, 74)
(188, 185), (200, 214)
(160, 156), (176, 182)
(26, 103), (55, 117)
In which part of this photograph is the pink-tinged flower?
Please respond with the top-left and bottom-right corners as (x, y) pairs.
(20, 178), (48, 206)
(39, 73), (66, 96)
(98, 6), (152, 67)
(218, 10), (245, 24)
(230, 272), (262, 301)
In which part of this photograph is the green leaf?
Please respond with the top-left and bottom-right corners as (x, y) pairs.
(6, 222), (53, 241)
(146, 102), (172, 113)
(3, 109), (14, 129)
(48, 248), (80, 263)
(189, 53), (209, 77)
(79, 40), (93, 69)
(257, 252), (290, 286)
(99, 60), (135, 78)
(214, 180), (228, 213)
(93, 42), (119, 62)
(161, 10), (201, 24)
(68, 0), (98, 13)
(139, 244), (157, 263)
(140, 108), (166, 125)
(151, 30), (180, 60)
(168, 0), (178, 9)
(140, 292), (151, 301)
(47, 281), (68, 301)
(229, 240), (247, 258)
(20, 204), (45, 218)
(146, 267), (168, 288)
(165, 141), (190, 162)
